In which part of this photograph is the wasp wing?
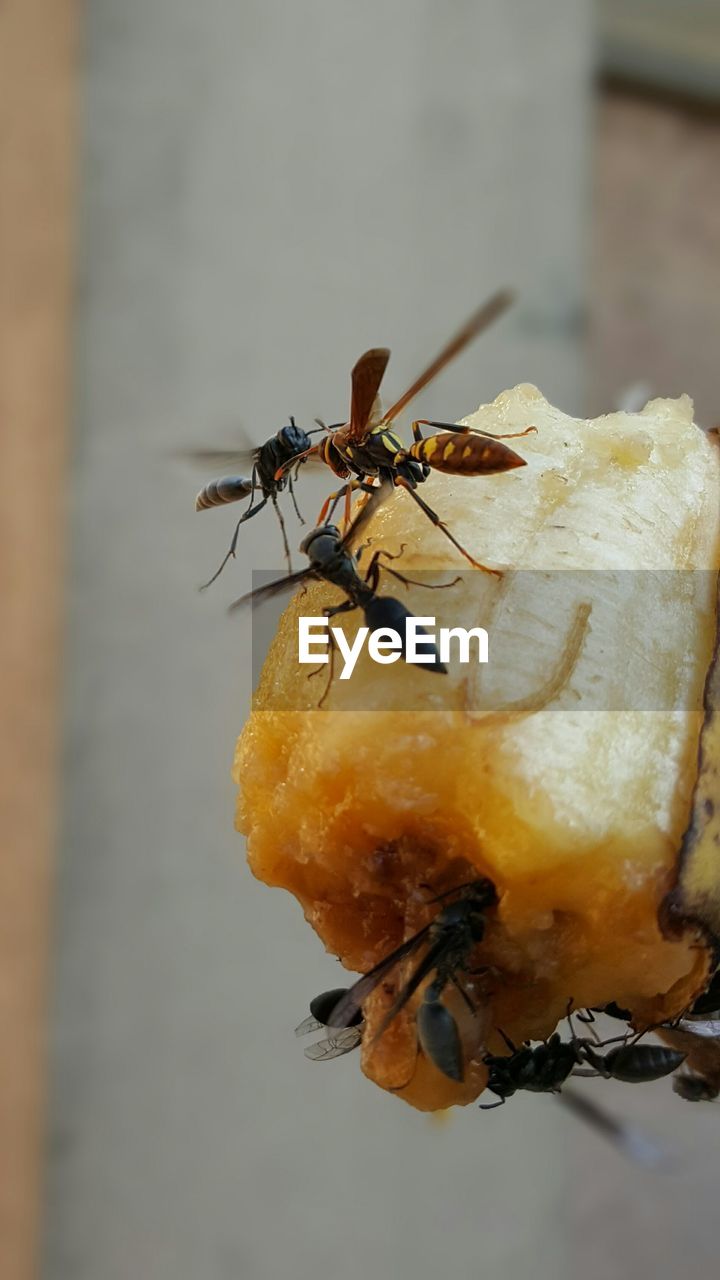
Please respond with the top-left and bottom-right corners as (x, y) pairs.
(178, 446), (258, 470)
(178, 446), (327, 473)
(340, 478), (394, 552)
(326, 923), (434, 1028)
(381, 289), (515, 426)
(371, 930), (457, 1043)
(228, 567), (313, 612)
(348, 347), (391, 442)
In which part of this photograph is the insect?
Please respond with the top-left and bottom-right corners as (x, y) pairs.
(294, 988), (363, 1062)
(193, 416), (328, 584)
(325, 878), (498, 1082)
(658, 1003), (720, 1103)
(229, 480), (456, 706)
(480, 1029), (685, 1108)
(278, 290), (534, 573)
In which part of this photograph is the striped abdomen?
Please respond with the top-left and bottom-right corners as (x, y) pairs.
(195, 475), (253, 511)
(410, 432), (526, 476)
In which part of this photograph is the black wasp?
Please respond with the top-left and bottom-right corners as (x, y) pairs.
(481, 1029), (685, 1108)
(193, 416), (328, 584)
(295, 988), (363, 1062)
(325, 878), (498, 1082)
(229, 480), (456, 706)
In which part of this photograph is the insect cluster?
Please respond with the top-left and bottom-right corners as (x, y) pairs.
(293, 876), (720, 1155)
(193, 291), (535, 705)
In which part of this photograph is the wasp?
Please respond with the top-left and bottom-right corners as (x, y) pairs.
(192, 416), (329, 584)
(294, 988), (363, 1062)
(229, 480), (456, 706)
(278, 290), (534, 573)
(481, 1029), (685, 1109)
(325, 878), (497, 1082)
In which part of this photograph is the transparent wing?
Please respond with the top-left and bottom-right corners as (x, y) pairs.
(304, 1028), (363, 1061)
(178, 446), (258, 471)
(228, 567), (312, 613)
(295, 1014), (324, 1038)
(178, 445), (327, 473)
(677, 1018), (720, 1039)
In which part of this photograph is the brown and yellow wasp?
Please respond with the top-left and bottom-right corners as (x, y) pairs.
(279, 289), (535, 572)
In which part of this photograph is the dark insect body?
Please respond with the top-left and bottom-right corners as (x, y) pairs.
(281, 290), (533, 573)
(481, 1033), (578, 1107)
(229, 481), (455, 706)
(195, 475), (254, 510)
(597, 1001), (633, 1022)
(196, 417), (321, 583)
(579, 1041), (686, 1084)
(325, 878), (498, 1082)
(481, 1030), (685, 1108)
(685, 968), (720, 1018)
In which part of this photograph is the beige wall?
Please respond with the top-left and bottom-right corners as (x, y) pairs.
(0, 3), (79, 1278)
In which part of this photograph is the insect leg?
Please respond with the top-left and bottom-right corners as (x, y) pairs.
(306, 600), (358, 708)
(288, 472), (305, 525)
(413, 420), (537, 443)
(199, 478), (268, 590)
(380, 562), (462, 592)
(271, 492), (292, 571)
(316, 484), (351, 525)
(316, 479), (371, 526)
(395, 478), (502, 576)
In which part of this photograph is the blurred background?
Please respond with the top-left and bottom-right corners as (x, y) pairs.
(2, 2), (719, 1277)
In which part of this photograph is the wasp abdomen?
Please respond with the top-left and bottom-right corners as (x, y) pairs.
(195, 476), (254, 511)
(411, 433), (527, 476)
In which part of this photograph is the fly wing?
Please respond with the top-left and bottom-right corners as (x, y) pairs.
(295, 1014), (324, 1037)
(348, 348), (391, 442)
(228, 567), (313, 612)
(326, 923), (433, 1028)
(304, 1028), (363, 1061)
(382, 289), (515, 426)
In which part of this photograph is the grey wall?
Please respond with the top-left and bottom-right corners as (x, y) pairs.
(42, 4), (684, 1279)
